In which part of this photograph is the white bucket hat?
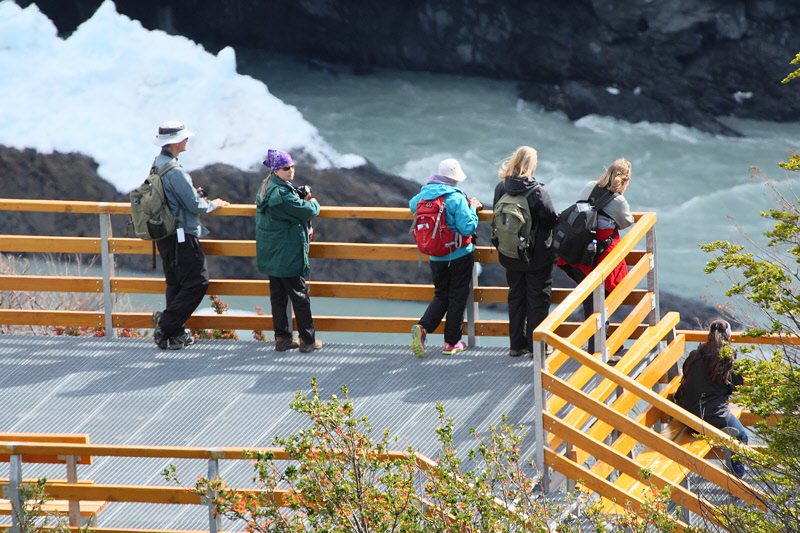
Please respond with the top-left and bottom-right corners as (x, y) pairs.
(153, 120), (195, 146)
(438, 158), (467, 182)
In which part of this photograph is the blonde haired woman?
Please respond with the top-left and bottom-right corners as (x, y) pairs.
(557, 157), (633, 293)
(492, 146), (558, 357)
(557, 158), (633, 356)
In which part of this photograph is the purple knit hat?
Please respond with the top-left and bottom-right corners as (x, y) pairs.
(263, 150), (293, 171)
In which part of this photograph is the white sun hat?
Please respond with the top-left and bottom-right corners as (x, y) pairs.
(438, 158), (467, 182)
(152, 120), (195, 146)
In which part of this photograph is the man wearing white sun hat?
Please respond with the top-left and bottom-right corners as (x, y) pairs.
(150, 120), (229, 350)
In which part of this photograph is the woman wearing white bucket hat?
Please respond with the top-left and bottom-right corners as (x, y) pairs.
(409, 158), (482, 357)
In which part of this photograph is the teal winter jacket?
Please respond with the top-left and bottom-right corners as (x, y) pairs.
(255, 175), (320, 278)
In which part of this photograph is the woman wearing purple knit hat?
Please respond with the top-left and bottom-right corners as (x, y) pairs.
(255, 150), (323, 353)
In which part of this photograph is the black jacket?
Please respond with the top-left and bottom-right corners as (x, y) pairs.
(680, 348), (744, 429)
(493, 176), (558, 270)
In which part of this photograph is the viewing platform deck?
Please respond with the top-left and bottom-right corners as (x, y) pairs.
(0, 334), (543, 529)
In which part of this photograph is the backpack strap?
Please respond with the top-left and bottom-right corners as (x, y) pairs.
(585, 185), (619, 267)
(157, 162), (180, 177)
(588, 184), (617, 213)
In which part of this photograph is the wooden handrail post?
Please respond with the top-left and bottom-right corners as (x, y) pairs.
(565, 442), (576, 493)
(467, 261), (479, 347)
(66, 454), (80, 526)
(8, 453), (22, 533)
(99, 212), (116, 338)
(531, 341), (549, 493)
(593, 284), (607, 362)
(207, 457), (223, 532)
(646, 226), (660, 326)
(680, 476), (692, 525)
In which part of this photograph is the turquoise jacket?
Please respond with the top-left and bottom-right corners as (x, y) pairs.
(409, 181), (478, 262)
(255, 175), (320, 278)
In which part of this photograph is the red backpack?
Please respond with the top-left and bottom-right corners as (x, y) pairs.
(412, 195), (472, 257)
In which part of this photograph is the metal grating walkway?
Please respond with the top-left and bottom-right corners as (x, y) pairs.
(0, 335), (541, 529)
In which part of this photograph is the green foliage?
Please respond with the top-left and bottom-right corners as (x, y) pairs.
(781, 51), (800, 84)
(701, 112), (800, 531)
(11, 478), (95, 532)
(165, 379), (681, 532)
(778, 151), (800, 173)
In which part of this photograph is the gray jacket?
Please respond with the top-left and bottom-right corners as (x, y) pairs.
(153, 149), (217, 238)
(578, 180), (634, 231)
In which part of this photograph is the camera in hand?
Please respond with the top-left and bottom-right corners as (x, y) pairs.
(197, 187), (208, 199)
(296, 185), (312, 198)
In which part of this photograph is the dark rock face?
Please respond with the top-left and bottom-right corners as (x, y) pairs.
(0, 145), (732, 330)
(19, 0), (800, 135)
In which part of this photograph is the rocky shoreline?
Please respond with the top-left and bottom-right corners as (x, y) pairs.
(0, 144), (736, 330)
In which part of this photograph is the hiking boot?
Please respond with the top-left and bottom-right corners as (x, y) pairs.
(509, 348), (529, 357)
(606, 348), (627, 366)
(174, 332), (196, 347)
(157, 336), (184, 351)
(152, 311), (162, 329)
(299, 339), (323, 353)
(154, 327), (165, 346)
(411, 324), (426, 358)
(275, 336), (300, 352)
(443, 341), (466, 356)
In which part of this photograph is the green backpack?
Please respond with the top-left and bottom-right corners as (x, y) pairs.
(491, 185), (540, 260)
(130, 162), (180, 240)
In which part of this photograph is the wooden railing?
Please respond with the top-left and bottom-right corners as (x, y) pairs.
(0, 199), (651, 342)
(0, 437), (440, 533)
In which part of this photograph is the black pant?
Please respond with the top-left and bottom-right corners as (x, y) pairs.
(156, 233), (210, 338)
(506, 264), (554, 351)
(269, 275), (315, 344)
(419, 254), (474, 345)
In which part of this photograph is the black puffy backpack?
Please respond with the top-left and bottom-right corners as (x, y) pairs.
(552, 185), (617, 266)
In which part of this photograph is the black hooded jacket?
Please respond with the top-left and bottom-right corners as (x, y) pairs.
(492, 176), (558, 270)
(680, 347), (744, 429)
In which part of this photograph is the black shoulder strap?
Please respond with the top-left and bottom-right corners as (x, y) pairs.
(588, 184), (617, 212)
(522, 183), (541, 199)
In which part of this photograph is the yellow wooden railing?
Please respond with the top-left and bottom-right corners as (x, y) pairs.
(529, 210), (791, 529)
(0, 199), (650, 340)
(0, 436), (442, 532)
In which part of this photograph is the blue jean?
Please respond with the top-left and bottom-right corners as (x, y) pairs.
(724, 414), (749, 478)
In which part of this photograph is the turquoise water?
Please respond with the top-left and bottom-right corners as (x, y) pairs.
(237, 50), (800, 306)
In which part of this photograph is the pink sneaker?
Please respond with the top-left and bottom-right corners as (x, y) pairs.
(443, 341), (466, 355)
(411, 324), (426, 358)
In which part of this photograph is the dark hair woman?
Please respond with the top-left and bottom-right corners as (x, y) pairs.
(679, 319), (747, 477)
